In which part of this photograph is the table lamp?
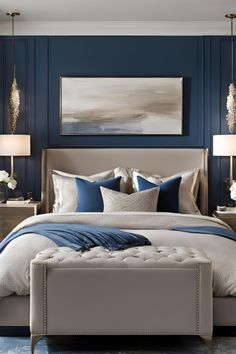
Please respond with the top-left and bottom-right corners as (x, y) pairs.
(213, 134), (236, 187)
(0, 135), (31, 177)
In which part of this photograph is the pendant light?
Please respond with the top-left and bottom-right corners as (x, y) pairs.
(6, 12), (20, 134)
(0, 12), (31, 179)
(212, 14), (236, 188)
(225, 14), (236, 133)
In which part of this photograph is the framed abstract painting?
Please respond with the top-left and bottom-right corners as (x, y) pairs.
(60, 77), (183, 135)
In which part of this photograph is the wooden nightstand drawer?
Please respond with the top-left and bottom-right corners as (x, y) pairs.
(0, 207), (34, 220)
(213, 208), (236, 231)
(0, 202), (41, 239)
(220, 218), (236, 231)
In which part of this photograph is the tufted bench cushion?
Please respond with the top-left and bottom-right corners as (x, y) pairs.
(32, 245), (210, 268)
(30, 245), (212, 348)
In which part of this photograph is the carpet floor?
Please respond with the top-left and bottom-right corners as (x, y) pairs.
(0, 335), (236, 354)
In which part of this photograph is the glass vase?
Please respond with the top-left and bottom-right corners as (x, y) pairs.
(0, 184), (9, 203)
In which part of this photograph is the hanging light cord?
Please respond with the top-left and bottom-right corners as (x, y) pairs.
(11, 14), (16, 80)
(6, 12), (20, 80)
(231, 16), (234, 83)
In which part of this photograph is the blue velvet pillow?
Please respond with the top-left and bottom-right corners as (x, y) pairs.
(75, 176), (121, 212)
(136, 175), (182, 213)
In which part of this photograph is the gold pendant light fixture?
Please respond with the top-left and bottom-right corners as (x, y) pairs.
(212, 14), (236, 189)
(6, 12), (20, 135)
(225, 14), (236, 134)
(0, 12), (31, 180)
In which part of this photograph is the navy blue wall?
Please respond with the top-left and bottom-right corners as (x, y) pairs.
(0, 36), (234, 212)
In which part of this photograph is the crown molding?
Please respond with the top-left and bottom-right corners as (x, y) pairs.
(0, 20), (229, 36)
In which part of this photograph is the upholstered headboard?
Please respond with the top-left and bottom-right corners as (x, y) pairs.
(41, 148), (208, 214)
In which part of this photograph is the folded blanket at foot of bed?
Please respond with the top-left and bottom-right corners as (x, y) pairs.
(0, 223), (151, 253)
(173, 226), (236, 242)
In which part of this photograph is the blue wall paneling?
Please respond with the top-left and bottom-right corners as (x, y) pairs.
(0, 35), (234, 212)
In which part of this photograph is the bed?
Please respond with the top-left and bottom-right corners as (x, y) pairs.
(0, 148), (235, 330)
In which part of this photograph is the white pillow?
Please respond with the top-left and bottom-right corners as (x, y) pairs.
(52, 169), (114, 213)
(113, 167), (133, 193)
(101, 186), (159, 212)
(132, 170), (161, 190)
(132, 169), (200, 215)
(114, 167), (161, 194)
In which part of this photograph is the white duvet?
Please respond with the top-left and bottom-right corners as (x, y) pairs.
(0, 212), (235, 298)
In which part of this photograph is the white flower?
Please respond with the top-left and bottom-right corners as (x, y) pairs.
(0, 170), (17, 190)
(7, 179), (17, 190)
(0, 170), (9, 183)
(230, 182), (236, 200)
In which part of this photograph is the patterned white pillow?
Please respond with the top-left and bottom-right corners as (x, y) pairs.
(52, 169), (114, 213)
(101, 186), (159, 212)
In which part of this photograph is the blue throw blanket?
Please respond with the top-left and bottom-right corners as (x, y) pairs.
(0, 223), (151, 253)
(173, 226), (236, 242)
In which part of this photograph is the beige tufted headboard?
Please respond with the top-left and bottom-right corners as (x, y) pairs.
(41, 148), (208, 215)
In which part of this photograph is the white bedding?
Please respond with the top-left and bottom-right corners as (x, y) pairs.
(0, 212), (235, 298)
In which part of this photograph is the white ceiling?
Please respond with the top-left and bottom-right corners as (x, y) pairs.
(0, 0), (236, 21)
(0, 0), (236, 35)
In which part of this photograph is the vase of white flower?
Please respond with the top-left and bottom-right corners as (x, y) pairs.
(0, 183), (9, 203)
(0, 170), (17, 203)
(230, 181), (236, 202)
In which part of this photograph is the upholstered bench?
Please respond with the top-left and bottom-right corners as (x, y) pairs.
(30, 246), (213, 354)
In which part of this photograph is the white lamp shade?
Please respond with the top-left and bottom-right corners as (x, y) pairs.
(0, 135), (31, 156)
(213, 135), (236, 156)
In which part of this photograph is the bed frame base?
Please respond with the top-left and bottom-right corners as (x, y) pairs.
(0, 296), (233, 328)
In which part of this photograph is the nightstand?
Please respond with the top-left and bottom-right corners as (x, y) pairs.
(213, 207), (236, 231)
(0, 201), (42, 241)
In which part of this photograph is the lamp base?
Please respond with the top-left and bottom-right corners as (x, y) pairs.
(10, 155), (14, 179)
(227, 201), (236, 207)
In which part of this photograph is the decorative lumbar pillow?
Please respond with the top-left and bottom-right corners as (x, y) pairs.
(76, 176), (121, 212)
(52, 169), (114, 213)
(101, 186), (159, 212)
(136, 176), (181, 213)
(133, 169), (200, 214)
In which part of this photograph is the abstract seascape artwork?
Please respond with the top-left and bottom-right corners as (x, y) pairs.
(60, 77), (183, 135)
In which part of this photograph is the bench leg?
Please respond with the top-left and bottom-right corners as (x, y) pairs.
(200, 336), (213, 354)
(31, 335), (43, 354)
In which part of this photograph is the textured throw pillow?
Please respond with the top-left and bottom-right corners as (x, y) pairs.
(52, 169), (114, 213)
(136, 176), (181, 213)
(101, 187), (159, 212)
(76, 176), (121, 212)
(133, 169), (200, 214)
